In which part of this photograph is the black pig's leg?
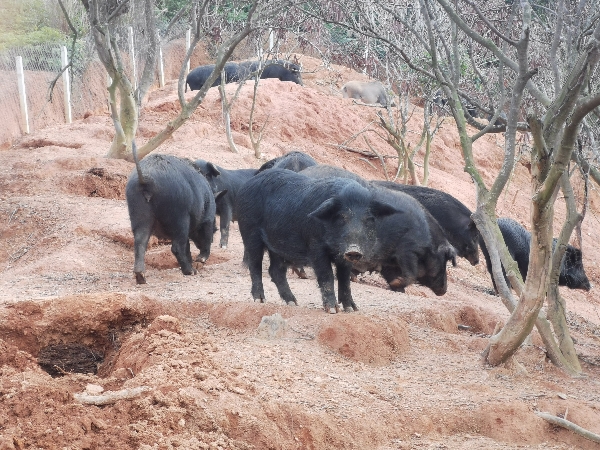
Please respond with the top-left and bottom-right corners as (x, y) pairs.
(191, 220), (214, 263)
(219, 206), (232, 249)
(243, 245), (266, 302)
(132, 222), (152, 284)
(310, 252), (338, 314)
(336, 262), (358, 312)
(267, 251), (297, 306)
(167, 217), (195, 275)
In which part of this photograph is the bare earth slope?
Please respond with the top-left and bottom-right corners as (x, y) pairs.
(0, 56), (599, 450)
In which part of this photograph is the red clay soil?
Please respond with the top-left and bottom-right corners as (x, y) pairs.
(1, 55), (599, 450)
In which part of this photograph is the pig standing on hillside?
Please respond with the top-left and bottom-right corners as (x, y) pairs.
(301, 164), (457, 295)
(371, 181), (480, 266)
(480, 217), (591, 293)
(195, 159), (257, 249)
(126, 148), (222, 284)
(236, 169), (401, 313)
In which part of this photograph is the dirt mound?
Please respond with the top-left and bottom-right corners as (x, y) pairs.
(19, 137), (84, 149)
(318, 314), (410, 364)
(64, 167), (128, 199)
(456, 304), (497, 334)
(202, 302), (285, 332)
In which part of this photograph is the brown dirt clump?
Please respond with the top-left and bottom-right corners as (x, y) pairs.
(0, 54), (599, 449)
(318, 315), (410, 364)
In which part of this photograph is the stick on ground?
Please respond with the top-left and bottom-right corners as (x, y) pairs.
(74, 386), (152, 406)
(535, 411), (600, 443)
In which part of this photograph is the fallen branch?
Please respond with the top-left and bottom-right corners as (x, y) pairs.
(358, 158), (378, 171)
(74, 386), (152, 406)
(535, 411), (600, 443)
(364, 136), (389, 180)
(325, 143), (399, 159)
(351, 99), (386, 108)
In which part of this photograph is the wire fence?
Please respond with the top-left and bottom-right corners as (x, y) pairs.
(0, 17), (334, 148)
(0, 22), (195, 148)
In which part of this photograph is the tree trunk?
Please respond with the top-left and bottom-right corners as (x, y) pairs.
(485, 198), (552, 366)
(106, 79), (138, 160)
(546, 285), (582, 372)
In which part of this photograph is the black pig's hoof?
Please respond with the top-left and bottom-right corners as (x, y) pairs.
(343, 306), (354, 313)
(388, 278), (406, 293)
(286, 300), (298, 306)
(324, 304), (338, 314)
(135, 272), (146, 284)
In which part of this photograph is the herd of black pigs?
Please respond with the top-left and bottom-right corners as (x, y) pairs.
(126, 60), (591, 314)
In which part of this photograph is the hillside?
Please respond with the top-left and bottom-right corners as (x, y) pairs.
(0, 55), (599, 450)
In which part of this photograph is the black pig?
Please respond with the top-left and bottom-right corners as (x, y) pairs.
(300, 165), (457, 295)
(355, 186), (457, 296)
(480, 217), (591, 292)
(257, 151), (317, 173)
(195, 159), (257, 249)
(236, 169), (400, 313)
(126, 151), (222, 284)
(185, 62), (240, 92)
(239, 60), (303, 85)
(186, 60), (303, 92)
(372, 181), (479, 265)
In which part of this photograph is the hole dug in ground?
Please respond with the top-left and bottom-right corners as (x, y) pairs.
(0, 293), (163, 378)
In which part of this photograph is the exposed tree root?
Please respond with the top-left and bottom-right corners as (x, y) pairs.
(535, 411), (600, 443)
(74, 386), (152, 406)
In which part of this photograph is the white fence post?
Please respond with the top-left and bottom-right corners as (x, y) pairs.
(128, 26), (137, 90)
(15, 56), (30, 134)
(61, 46), (72, 124)
(185, 29), (191, 76)
(158, 46), (165, 88)
(363, 37), (369, 75)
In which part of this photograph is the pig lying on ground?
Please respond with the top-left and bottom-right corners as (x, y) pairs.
(342, 80), (390, 107)
(186, 60), (303, 91)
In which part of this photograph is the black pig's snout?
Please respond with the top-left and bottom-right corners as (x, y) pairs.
(344, 245), (363, 262)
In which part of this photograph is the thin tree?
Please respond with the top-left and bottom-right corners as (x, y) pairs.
(72, 0), (294, 161)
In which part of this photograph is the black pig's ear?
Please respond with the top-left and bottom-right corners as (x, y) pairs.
(308, 198), (341, 221)
(371, 201), (401, 218)
(207, 162), (221, 177)
(214, 190), (227, 201)
(442, 244), (458, 267)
